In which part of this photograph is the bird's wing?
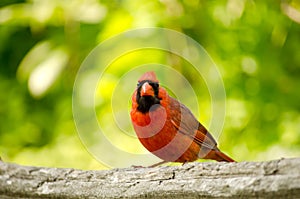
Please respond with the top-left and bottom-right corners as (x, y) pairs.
(169, 97), (218, 150)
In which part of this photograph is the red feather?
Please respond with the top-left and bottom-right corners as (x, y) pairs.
(130, 71), (235, 164)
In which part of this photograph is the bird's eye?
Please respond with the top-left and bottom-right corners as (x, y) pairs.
(149, 82), (159, 89)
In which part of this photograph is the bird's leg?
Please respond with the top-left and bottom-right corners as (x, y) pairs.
(131, 161), (168, 168)
(131, 165), (146, 168)
(148, 160), (169, 168)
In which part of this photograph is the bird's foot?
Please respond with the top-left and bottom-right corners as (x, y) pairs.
(131, 161), (169, 168)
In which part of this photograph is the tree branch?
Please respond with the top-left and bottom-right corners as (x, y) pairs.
(0, 158), (299, 198)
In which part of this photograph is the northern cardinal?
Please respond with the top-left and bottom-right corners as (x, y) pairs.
(130, 71), (235, 165)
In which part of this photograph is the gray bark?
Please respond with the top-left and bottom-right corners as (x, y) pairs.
(0, 158), (299, 198)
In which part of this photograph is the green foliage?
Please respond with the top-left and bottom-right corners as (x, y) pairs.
(0, 0), (299, 169)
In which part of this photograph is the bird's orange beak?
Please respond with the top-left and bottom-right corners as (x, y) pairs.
(140, 82), (155, 97)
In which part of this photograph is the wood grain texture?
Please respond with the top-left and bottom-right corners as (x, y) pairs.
(0, 158), (299, 198)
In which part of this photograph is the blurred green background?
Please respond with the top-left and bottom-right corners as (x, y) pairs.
(1, 0), (300, 170)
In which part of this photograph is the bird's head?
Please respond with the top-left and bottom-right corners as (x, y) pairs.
(136, 71), (161, 113)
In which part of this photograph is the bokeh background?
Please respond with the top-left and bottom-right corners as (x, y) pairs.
(1, 0), (300, 170)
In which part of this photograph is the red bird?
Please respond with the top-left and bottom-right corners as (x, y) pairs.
(130, 71), (235, 165)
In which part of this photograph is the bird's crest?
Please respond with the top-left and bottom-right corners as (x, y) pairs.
(138, 71), (159, 83)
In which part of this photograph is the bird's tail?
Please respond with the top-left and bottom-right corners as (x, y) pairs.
(204, 150), (236, 162)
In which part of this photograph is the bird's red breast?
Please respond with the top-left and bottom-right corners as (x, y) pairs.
(130, 71), (235, 163)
